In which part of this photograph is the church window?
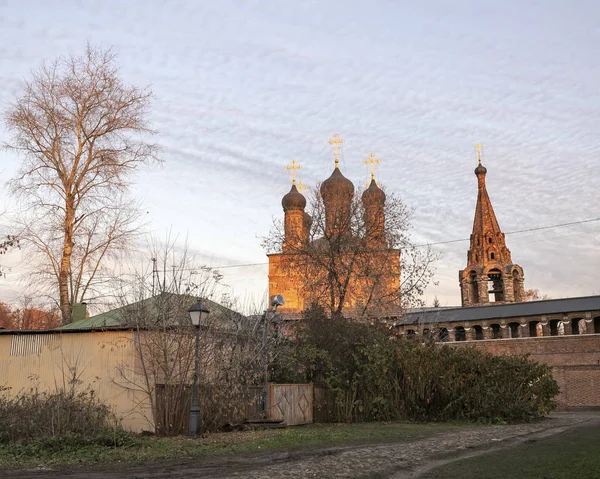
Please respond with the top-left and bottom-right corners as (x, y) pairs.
(473, 325), (484, 340)
(469, 271), (478, 304)
(490, 324), (502, 339)
(438, 328), (449, 342)
(512, 270), (522, 302)
(549, 319), (560, 336)
(487, 269), (504, 302)
(528, 321), (539, 337)
(594, 317), (600, 334)
(406, 329), (416, 339)
(508, 322), (521, 338)
(488, 237), (492, 244)
(490, 252), (495, 260)
(571, 318), (582, 335)
(477, 238), (480, 246)
(455, 326), (466, 341)
(475, 254), (478, 262)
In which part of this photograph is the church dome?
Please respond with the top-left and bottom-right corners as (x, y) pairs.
(282, 184), (306, 211)
(362, 178), (386, 203)
(320, 167), (354, 200)
(474, 163), (487, 176)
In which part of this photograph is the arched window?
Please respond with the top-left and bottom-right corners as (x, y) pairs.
(549, 319), (560, 336)
(490, 324), (502, 339)
(469, 271), (479, 304)
(487, 268), (504, 302)
(406, 329), (416, 339)
(571, 318), (582, 335)
(455, 326), (466, 341)
(473, 325), (484, 340)
(508, 322), (521, 338)
(490, 252), (495, 260)
(488, 237), (493, 244)
(512, 270), (522, 302)
(438, 328), (449, 342)
(595, 317), (600, 334)
(529, 321), (539, 337)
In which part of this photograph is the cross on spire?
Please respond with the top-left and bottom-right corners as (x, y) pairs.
(328, 133), (344, 168)
(474, 143), (484, 165)
(297, 180), (308, 193)
(364, 152), (381, 181)
(285, 159), (302, 185)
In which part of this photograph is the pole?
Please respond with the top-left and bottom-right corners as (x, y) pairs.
(262, 309), (269, 419)
(189, 324), (201, 436)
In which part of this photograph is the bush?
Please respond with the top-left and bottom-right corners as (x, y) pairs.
(275, 308), (559, 423)
(0, 388), (135, 447)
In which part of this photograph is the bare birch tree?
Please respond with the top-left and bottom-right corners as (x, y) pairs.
(3, 44), (158, 323)
(263, 185), (438, 318)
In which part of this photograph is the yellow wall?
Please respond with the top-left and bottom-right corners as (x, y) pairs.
(0, 331), (153, 432)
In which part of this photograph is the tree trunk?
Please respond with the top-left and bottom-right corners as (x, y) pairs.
(59, 204), (75, 324)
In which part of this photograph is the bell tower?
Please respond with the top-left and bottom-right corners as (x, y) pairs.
(459, 145), (525, 306)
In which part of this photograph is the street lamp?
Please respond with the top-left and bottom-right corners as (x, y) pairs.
(188, 300), (209, 436)
(262, 294), (284, 418)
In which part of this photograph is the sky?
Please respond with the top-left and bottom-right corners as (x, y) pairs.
(0, 0), (599, 310)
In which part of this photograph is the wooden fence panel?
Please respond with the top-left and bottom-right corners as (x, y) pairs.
(269, 383), (313, 425)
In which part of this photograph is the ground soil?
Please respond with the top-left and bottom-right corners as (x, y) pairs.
(10, 412), (600, 479)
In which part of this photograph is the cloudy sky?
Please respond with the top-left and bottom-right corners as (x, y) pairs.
(0, 0), (599, 309)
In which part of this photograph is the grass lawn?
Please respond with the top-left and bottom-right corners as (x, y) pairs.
(0, 421), (464, 469)
(422, 423), (600, 479)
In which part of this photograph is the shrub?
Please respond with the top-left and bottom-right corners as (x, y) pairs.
(0, 388), (135, 446)
(275, 309), (559, 423)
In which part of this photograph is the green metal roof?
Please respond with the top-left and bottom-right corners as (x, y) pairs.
(56, 293), (242, 330)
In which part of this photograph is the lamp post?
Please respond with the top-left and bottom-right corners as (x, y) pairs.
(262, 294), (284, 419)
(188, 300), (209, 436)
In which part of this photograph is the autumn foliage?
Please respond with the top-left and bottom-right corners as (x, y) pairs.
(0, 302), (60, 330)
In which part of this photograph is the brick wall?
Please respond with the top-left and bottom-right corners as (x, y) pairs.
(448, 334), (600, 409)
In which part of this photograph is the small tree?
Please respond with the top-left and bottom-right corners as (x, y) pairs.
(263, 184), (437, 318)
(3, 44), (158, 323)
(114, 235), (287, 434)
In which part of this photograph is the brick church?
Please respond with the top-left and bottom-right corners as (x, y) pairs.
(267, 135), (400, 317)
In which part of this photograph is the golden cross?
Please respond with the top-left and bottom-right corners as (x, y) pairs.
(328, 133), (344, 168)
(474, 143), (484, 165)
(297, 180), (308, 193)
(285, 159), (302, 185)
(364, 152), (381, 181)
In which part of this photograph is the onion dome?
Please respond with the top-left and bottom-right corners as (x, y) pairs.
(474, 163), (487, 176)
(282, 184), (306, 211)
(320, 167), (354, 199)
(362, 178), (386, 203)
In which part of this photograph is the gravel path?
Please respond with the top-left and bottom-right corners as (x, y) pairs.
(12, 412), (600, 479)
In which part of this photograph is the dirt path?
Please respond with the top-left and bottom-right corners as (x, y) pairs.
(12, 412), (600, 479)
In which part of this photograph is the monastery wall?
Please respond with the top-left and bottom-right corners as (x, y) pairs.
(447, 335), (600, 410)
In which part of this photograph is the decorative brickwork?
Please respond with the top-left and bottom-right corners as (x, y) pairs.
(459, 161), (525, 306)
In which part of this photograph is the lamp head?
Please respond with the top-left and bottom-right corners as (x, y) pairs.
(188, 300), (210, 326)
(270, 294), (285, 310)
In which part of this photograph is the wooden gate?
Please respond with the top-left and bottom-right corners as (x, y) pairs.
(267, 383), (313, 425)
